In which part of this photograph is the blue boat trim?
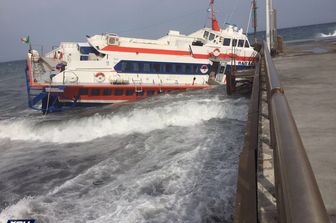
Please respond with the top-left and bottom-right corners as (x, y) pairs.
(114, 60), (211, 75)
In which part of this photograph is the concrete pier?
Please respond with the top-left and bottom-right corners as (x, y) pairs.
(273, 38), (336, 222)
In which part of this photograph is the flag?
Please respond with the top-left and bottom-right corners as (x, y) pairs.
(21, 36), (30, 44)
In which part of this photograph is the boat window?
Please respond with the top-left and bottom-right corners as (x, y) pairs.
(223, 38), (231, 46)
(166, 64), (173, 73)
(125, 89), (134, 96)
(175, 64), (186, 73)
(79, 88), (88, 95)
(238, 39), (244, 47)
(181, 65), (186, 73)
(151, 63), (161, 73)
(80, 47), (98, 55)
(186, 64), (194, 73)
(132, 63), (140, 72)
(203, 31), (209, 39)
(232, 39), (237, 47)
(103, 88), (112, 96)
(147, 89), (155, 96)
(143, 63), (150, 73)
(209, 33), (215, 41)
(91, 89), (100, 96)
(114, 89), (123, 96)
(80, 56), (89, 61)
(244, 40), (250, 48)
(121, 62), (132, 72)
(175, 64), (180, 73)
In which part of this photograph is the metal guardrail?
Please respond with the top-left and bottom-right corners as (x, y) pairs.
(263, 41), (329, 223)
(234, 42), (329, 223)
(234, 55), (260, 223)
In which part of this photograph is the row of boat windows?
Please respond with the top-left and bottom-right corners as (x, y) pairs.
(79, 88), (170, 97)
(115, 61), (209, 74)
(203, 31), (250, 48)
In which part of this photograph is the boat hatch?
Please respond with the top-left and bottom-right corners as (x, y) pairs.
(107, 36), (120, 46)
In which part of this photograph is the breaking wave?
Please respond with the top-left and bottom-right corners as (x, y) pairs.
(0, 96), (245, 222)
(0, 98), (248, 144)
(318, 30), (336, 38)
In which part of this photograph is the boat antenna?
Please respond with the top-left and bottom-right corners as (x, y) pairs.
(224, 0), (241, 26)
(209, 0), (220, 31)
(246, 2), (253, 35)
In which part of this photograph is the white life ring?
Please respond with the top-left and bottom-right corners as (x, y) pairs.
(213, 48), (220, 57)
(200, 65), (209, 74)
(95, 72), (105, 82)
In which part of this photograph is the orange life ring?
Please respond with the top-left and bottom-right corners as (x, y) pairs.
(95, 72), (105, 82)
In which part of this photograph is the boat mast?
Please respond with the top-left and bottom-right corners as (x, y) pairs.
(210, 0), (220, 31)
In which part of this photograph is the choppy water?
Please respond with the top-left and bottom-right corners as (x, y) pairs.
(250, 21), (336, 42)
(0, 61), (248, 222)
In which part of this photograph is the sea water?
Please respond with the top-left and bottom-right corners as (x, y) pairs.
(0, 61), (248, 222)
(250, 21), (336, 42)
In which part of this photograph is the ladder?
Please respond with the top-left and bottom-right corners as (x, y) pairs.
(132, 78), (143, 93)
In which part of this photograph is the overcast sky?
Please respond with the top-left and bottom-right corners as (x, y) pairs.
(1, 0), (335, 62)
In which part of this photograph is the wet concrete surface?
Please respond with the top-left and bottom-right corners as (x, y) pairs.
(273, 37), (336, 222)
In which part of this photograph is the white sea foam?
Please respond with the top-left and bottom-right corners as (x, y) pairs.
(0, 98), (248, 143)
(0, 197), (34, 223)
(318, 30), (336, 38)
(0, 114), (242, 222)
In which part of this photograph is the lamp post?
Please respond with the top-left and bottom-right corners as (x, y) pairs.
(266, 0), (271, 51)
(253, 0), (257, 44)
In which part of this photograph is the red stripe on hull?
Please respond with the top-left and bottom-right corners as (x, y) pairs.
(101, 45), (256, 61)
(102, 45), (191, 56)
